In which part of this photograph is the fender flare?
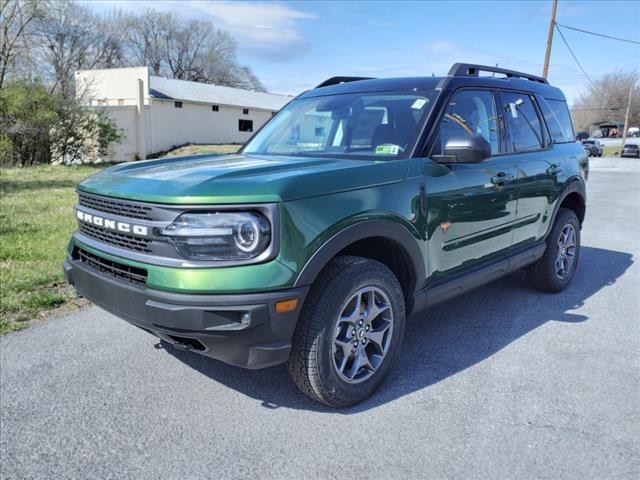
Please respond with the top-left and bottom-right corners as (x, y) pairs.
(293, 220), (426, 292)
(545, 178), (586, 238)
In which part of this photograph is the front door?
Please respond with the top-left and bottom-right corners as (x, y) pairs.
(423, 89), (518, 282)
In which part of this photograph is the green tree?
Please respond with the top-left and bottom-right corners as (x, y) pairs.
(0, 81), (120, 166)
(0, 81), (59, 165)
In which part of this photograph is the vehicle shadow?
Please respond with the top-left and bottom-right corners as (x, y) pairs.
(160, 245), (633, 413)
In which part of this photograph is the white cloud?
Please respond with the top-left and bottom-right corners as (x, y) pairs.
(87, 0), (316, 62)
(186, 1), (316, 61)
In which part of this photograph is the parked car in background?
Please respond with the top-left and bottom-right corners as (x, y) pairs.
(621, 143), (640, 157)
(628, 127), (639, 138)
(582, 144), (595, 156)
(581, 139), (603, 157)
(575, 131), (589, 141)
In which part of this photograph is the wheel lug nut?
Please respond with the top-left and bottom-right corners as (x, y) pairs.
(365, 325), (370, 331)
(352, 329), (356, 336)
(362, 339), (366, 345)
(353, 341), (358, 347)
(359, 320), (363, 326)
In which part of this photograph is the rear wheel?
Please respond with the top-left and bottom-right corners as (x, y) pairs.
(287, 256), (405, 407)
(527, 208), (581, 292)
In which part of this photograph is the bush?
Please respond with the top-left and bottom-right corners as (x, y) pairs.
(0, 81), (121, 166)
(0, 82), (59, 166)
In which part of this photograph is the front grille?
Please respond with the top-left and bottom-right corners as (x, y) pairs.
(79, 192), (153, 220)
(79, 222), (152, 253)
(74, 247), (147, 285)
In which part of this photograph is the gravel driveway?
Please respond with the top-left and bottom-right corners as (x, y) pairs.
(1, 157), (639, 479)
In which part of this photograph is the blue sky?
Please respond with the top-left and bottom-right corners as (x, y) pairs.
(90, 0), (640, 105)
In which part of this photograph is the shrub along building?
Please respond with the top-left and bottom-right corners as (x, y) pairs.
(75, 67), (292, 162)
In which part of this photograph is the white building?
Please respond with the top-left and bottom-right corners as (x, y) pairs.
(75, 66), (293, 162)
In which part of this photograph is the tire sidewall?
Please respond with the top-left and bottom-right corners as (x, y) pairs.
(312, 264), (405, 406)
(545, 209), (581, 290)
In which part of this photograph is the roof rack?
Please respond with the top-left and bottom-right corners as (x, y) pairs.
(315, 76), (374, 89)
(448, 63), (549, 84)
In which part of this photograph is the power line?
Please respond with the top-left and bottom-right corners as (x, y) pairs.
(555, 22), (640, 45)
(554, 22), (600, 93)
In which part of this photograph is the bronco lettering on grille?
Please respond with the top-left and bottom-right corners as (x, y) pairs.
(76, 209), (149, 236)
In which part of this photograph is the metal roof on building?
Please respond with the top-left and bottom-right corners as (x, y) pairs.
(149, 76), (292, 111)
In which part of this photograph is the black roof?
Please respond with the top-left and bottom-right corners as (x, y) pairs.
(300, 68), (566, 101)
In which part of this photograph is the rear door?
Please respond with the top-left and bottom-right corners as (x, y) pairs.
(423, 89), (519, 281)
(496, 91), (560, 248)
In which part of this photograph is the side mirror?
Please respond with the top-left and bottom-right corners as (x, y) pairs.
(441, 135), (491, 163)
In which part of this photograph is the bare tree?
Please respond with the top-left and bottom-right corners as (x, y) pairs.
(32, 0), (129, 98)
(4, 0), (266, 96)
(34, 1), (96, 97)
(572, 70), (640, 133)
(94, 9), (127, 69)
(165, 19), (210, 81)
(235, 65), (267, 92)
(124, 9), (174, 76)
(122, 9), (266, 91)
(0, 0), (44, 89)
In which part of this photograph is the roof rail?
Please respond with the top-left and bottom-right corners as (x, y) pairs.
(315, 76), (374, 89)
(448, 63), (549, 84)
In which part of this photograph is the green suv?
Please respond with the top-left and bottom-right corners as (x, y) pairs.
(65, 64), (588, 407)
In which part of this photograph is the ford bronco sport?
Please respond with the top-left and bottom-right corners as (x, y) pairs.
(65, 64), (588, 407)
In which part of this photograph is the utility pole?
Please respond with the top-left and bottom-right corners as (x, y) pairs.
(542, 0), (558, 79)
(620, 83), (634, 155)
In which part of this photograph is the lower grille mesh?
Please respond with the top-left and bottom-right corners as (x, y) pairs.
(74, 247), (147, 285)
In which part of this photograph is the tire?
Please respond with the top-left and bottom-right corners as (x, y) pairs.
(527, 208), (581, 293)
(287, 256), (406, 407)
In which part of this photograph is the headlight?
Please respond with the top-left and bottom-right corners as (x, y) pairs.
(159, 211), (271, 261)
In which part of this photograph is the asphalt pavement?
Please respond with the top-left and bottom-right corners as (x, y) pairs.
(1, 156), (639, 479)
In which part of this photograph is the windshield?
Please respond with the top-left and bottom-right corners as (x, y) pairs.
(243, 90), (437, 159)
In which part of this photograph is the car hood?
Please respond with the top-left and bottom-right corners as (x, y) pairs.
(78, 153), (409, 204)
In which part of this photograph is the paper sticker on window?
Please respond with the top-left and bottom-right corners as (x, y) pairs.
(509, 103), (518, 118)
(411, 98), (427, 110)
(375, 144), (400, 155)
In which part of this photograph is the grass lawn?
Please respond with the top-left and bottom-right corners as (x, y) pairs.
(0, 144), (239, 334)
(0, 165), (103, 334)
(603, 145), (622, 157)
(162, 143), (240, 157)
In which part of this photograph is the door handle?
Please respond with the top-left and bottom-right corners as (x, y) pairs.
(491, 172), (514, 185)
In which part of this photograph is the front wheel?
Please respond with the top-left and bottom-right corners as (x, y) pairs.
(527, 208), (581, 292)
(287, 256), (405, 407)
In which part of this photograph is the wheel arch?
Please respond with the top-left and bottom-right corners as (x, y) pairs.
(293, 220), (426, 313)
(546, 179), (586, 238)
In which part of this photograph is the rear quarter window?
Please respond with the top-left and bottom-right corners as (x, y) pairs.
(541, 98), (575, 143)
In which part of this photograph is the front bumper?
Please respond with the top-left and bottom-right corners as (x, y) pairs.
(64, 255), (309, 369)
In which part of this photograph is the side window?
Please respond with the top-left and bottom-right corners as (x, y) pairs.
(501, 92), (544, 152)
(545, 99), (575, 143)
(430, 90), (499, 156)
